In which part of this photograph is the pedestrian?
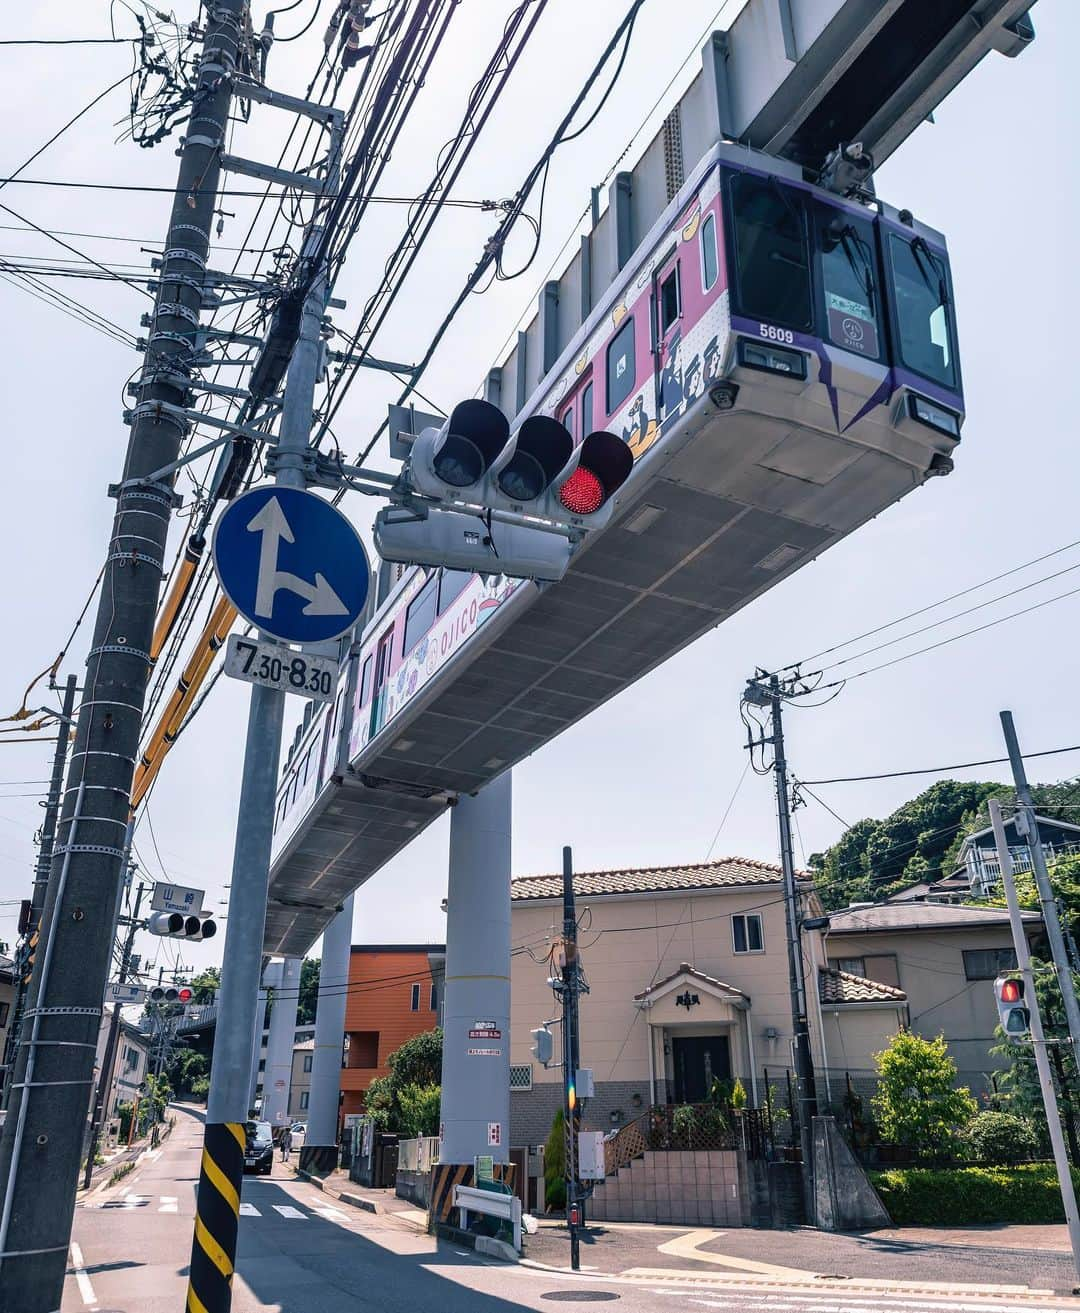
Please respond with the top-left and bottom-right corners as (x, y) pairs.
(280, 1124), (292, 1163)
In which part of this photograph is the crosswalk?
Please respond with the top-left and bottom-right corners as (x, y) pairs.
(93, 1192), (343, 1223)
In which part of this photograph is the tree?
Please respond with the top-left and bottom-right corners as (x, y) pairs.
(872, 1032), (977, 1162)
(166, 1047), (208, 1096)
(298, 957), (321, 1025)
(387, 1029), (442, 1088)
(963, 1110), (1038, 1164)
(189, 967), (221, 1004)
(544, 1108), (566, 1211)
(397, 1083), (441, 1138)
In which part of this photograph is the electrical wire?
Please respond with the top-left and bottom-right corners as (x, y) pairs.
(798, 742), (1080, 787)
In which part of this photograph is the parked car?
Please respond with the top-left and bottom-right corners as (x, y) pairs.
(243, 1121), (274, 1175)
(290, 1122), (306, 1151)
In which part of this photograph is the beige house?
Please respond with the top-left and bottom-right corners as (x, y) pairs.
(824, 901), (1040, 1080)
(508, 859), (907, 1146)
(289, 1038), (314, 1121)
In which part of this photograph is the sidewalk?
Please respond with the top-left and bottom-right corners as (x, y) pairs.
(289, 1163), (427, 1226)
(522, 1219), (1080, 1298)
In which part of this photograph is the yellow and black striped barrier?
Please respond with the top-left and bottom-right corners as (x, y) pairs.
(428, 1161), (517, 1229)
(186, 1121), (244, 1313)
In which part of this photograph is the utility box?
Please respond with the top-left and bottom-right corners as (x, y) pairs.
(578, 1130), (606, 1181)
(577, 1067), (595, 1098)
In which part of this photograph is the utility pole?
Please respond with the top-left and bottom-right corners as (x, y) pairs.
(83, 878), (147, 1189)
(743, 675), (817, 1148)
(185, 104), (343, 1313)
(0, 8), (247, 1306)
(1, 674), (77, 1109)
(1000, 711), (1080, 1064)
(561, 845), (582, 1272)
(989, 798), (1080, 1284)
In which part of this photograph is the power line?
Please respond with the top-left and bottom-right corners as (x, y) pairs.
(0, 37), (141, 46)
(798, 742), (1080, 787)
(0, 175), (497, 205)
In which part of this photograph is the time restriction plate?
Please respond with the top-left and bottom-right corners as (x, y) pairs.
(224, 633), (338, 703)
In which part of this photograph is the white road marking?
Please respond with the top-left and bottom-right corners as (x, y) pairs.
(69, 1241), (97, 1307)
(158, 1195), (178, 1213)
(239, 1202), (262, 1217)
(314, 1205), (348, 1222)
(651, 1293), (1062, 1313)
(272, 1205), (308, 1220)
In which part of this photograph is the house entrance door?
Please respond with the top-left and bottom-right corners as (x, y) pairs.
(672, 1034), (730, 1103)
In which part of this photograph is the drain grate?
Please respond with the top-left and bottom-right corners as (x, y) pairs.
(541, 1293), (620, 1303)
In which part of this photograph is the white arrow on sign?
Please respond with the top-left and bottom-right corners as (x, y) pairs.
(247, 496), (349, 620)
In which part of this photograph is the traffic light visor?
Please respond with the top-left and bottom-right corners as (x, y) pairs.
(497, 417), (573, 503)
(557, 431), (633, 517)
(432, 400), (510, 487)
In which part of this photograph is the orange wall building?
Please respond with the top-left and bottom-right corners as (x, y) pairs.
(341, 944), (445, 1119)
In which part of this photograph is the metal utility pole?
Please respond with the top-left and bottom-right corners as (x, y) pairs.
(1, 674), (77, 1109)
(989, 798), (1080, 1283)
(744, 675), (817, 1137)
(0, 8), (246, 1307)
(83, 879), (147, 1189)
(561, 845), (582, 1272)
(1000, 711), (1080, 1063)
(185, 109), (343, 1313)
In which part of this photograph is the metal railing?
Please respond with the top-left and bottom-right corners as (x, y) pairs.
(396, 1134), (440, 1173)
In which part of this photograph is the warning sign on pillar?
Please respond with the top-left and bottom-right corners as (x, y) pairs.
(487, 1122), (501, 1147)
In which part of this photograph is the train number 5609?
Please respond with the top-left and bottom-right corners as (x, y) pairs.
(758, 323), (795, 344)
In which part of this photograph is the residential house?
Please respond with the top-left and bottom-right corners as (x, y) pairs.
(290, 1038), (314, 1121)
(341, 944), (445, 1120)
(252, 1023), (314, 1113)
(92, 1007), (151, 1118)
(508, 859), (906, 1147)
(824, 901), (1041, 1080)
(957, 814), (1080, 898)
(0, 955), (14, 1081)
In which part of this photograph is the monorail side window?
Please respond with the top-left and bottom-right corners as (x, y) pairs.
(359, 655), (373, 708)
(582, 381), (594, 435)
(729, 172), (812, 331)
(888, 234), (955, 388)
(559, 402), (574, 437)
(607, 314), (636, 413)
(403, 573), (438, 654)
(438, 569), (471, 615)
(700, 211), (718, 291)
(818, 210), (881, 359)
(659, 265), (680, 334)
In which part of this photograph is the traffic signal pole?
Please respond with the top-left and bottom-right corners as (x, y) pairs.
(988, 797), (1080, 1284)
(0, 8), (246, 1307)
(184, 107), (342, 1313)
(1000, 710), (1080, 1065)
(83, 878), (147, 1190)
(561, 845), (582, 1271)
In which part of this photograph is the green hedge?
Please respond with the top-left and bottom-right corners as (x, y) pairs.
(871, 1164), (1080, 1225)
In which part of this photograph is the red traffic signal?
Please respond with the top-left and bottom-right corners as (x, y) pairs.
(177, 986), (193, 1005)
(555, 431), (633, 525)
(999, 978), (1022, 1004)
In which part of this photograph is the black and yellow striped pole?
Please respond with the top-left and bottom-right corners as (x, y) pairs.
(186, 1122), (244, 1313)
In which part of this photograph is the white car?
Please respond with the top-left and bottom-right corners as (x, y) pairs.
(290, 1122), (306, 1151)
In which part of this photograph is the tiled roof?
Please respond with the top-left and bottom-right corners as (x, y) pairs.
(818, 967), (907, 1006)
(828, 902), (1039, 934)
(511, 857), (792, 902)
(634, 963), (748, 1002)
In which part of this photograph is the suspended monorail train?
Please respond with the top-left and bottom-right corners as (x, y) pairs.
(264, 138), (961, 956)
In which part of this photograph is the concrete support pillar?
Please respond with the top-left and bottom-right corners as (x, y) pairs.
(247, 982), (271, 1113)
(306, 893), (354, 1159)
(262, 955), (301, 1130)
(439, 772), (512, 1166)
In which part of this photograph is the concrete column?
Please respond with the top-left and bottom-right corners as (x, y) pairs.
(262, 956), (301, 1130)
(305, 893), (354, 1161)
(247, 981), (271, 1113)
(439, 772), (511, 1165)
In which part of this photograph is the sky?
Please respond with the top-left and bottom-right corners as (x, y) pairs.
(0, 0), (1076, 984)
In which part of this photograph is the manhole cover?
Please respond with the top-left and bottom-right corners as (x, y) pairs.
(541, 1293), (620, 1303)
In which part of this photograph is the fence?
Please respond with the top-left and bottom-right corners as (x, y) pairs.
(396, 1135), (440, 1174)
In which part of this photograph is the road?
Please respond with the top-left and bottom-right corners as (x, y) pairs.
(65, 1105), (1079, 1313)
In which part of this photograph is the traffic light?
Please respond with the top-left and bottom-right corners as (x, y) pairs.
(408, 400), (510, 500)
(530, 1026), (554, 1067)
(150, 986), (180, 1004)
(177, 986), (194, 1005)
(147, 910), (217, 941)
(994, 974), (1031, 1042)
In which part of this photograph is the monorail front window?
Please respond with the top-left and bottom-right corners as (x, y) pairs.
(888, 233), (956, 388)
(729, 172), (812, 332)
(819, 210), (881, 360)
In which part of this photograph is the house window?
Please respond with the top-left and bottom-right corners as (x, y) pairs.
(835, 956), (865, 977)
(258, 1059), (265, 1073)
(732, 913), (764, 953)
(0, 1002), (10, 1027)
(124, 1046), (139, 1071)
(509, 1064), (533, 1091)
(429, 982), (438, 1012)
(963, 947), (1017, 981)
(410, 983), (421, 1011)
(700, 211), (719, 291)
(300, 1090), (309, 1110)
(303, 1054), (313, 1073)
(606, 315), (636, 413)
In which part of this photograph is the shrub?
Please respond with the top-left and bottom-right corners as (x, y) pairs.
(871, 1164), (1080, 1226)
(190, 1076), (210, 1101)
(963, 1111), (1039, 1164)
(730, 1078), (748, 1111)
(672, 1104), (699, 1147)
(544, 1109), (566, 1211)
(397, 1082), (441, 1139)
(872, 1032), (977, 1161)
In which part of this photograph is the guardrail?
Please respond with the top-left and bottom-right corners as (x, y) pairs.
(397, 1135), (440, 1173)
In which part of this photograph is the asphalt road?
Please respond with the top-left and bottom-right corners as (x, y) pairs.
(64, 1105), (1080, 1313)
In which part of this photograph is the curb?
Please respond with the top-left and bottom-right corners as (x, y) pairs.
(436, 1221), (520, 1264)
(294, 1168), (382, 1214)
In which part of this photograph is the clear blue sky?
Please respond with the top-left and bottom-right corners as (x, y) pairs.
(0, 1), (1075, 977)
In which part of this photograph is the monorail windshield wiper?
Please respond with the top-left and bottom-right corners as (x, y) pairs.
(911, 234), (950, 308)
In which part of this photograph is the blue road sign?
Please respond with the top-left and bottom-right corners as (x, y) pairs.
(212, 487), (369, 644)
